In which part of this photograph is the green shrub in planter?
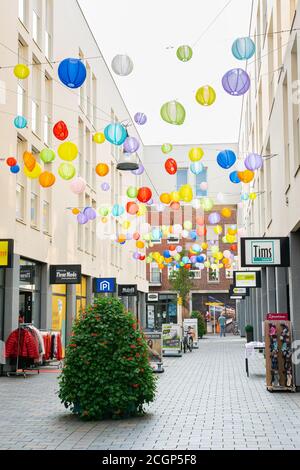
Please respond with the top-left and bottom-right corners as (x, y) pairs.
(191, 311), (206, 338)
(58, 297), (156, 420)
(245, 324), (254, 333)
(245, 324), (254, 343)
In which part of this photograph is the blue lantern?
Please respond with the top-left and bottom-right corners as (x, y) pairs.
(189, 230), (197, 240)
(217, 150), (237, 169)
(196, 255), (205, 263)
(190, 161), (204, 175)
(232, 37), (256, 61)
(182, 256), (190, 264)
(229, 171), (241, 183)
(241, 193), (249, 201)
(163, 250), (171, 258)
(112, 204), (125, 217)
(14, 115), (27, 129)
(10, 165), (20, 174)
(58, 58), (87, 89)
(104, 123), (128, 146)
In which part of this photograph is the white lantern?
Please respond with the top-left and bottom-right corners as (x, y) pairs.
(111, 54), (134, 76)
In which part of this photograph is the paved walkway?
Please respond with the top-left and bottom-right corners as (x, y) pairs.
(1, 335), (300, 450)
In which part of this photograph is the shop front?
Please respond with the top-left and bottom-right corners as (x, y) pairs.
(19, 259), (42, 327)
(76, 275), (87, 319)
(146, 293), (177, 331)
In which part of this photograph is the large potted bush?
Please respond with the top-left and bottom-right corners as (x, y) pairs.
(58, 297), (156, 420)
(245, 324), (254, 343)
(191, 311), (206, 338)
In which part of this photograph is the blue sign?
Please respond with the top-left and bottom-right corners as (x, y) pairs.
(93, 278), (116, 293)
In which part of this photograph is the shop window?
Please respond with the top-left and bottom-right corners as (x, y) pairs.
(208, 269), (219, 283)
(52, 284), (67, 353)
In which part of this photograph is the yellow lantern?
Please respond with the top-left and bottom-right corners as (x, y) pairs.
(179, 184), (193, 202)
(218, 263), (224, 269)
(227, 227), (237, 236)
(222, 257), (230, 266)
(93, 132), (106, 144)
(201, 242), (208, 250)
(195, 85), (216, 106)
(122, 220), (131, 230)
(249, 192), (257, 200)
(58, 142), (78, 161)
(101, 217), (108, 223)
(221, 207), (232, 218)
(216, 252), (223, 261)
(136, 241), (145, 249)
(170, 191), (180, 202)
(24, 162), (42, 179)
(14, 64), (30, 79)
(214, 225), (223, 235)
(72, 208), (80, 215)
(160, 193), (171, 205)
(158, 264), (164, 270)
(188, 147), (204, 162)
(137, 204), (147, 216)
(226, 234), (236, 244)
(183, 220), (192, 230)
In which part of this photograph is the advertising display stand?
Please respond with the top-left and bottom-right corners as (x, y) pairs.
(264, 320), (296, 392)
(162, 323), (182, 357)
(183, 318), (198, 348)
(144, 331), (164, 373)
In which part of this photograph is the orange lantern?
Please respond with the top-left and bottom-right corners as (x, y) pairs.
(95, 163), (109, 177)
(196, 226), (207, 237)
(160, 193), (171, 204)
(158, 264), (164, 270)
(39, 171), (56, 188)
(170, 201), (180, 210)
(136, 241), (145, 249)
(169, 245), (176, 252)
(72, 208), (80, 215)
(238, 170), (254, 184)
(118, 234), (126, 243)
(221, 207), (232, 218)
(23, 151), (36, 172)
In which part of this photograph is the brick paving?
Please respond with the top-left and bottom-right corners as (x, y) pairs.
(1, 335), (300, 450)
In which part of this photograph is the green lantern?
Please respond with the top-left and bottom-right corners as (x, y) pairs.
(126, 186), (138, 198)
(58, 163), (76, 180)
(160, 100), (186, 125)
(195, 85), (216, 106)
(161, 143), (173, 154)
(40, 148), (55, 163)
(201, 197), (214, 212)
(99, 207), (110, 216)
(176, 45), (193, 62)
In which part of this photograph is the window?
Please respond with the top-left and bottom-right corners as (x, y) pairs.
(190, 269), (201, 279)
(150, 263), (161, 284)
(283, 75), (291, 191)
(77, 224), (83, 250)
(18, 0), (26, 25)
(31, 100), (39, 135)
(17, 84), (25, 116)
(16, 184), (25, 220)
(32, 10), (40, 44)
(30, 192), (38, 226)
(85, 128), (91, 183)
(43, 116), (50, 146)
(208, 269), (219, 283)
(151, 226), (161, 243)
(45, 0), (53, 60)
(92, 75), (97, 125)
(196, 167), (207, 197)
(206, 226), (219, 241)
(42, 201), (50, 233)
(176, 168), (188, 190)
(85, 226), (89, 253)
(225, 269), (233, 280)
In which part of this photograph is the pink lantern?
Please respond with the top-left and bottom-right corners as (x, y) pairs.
(200, 182), (208, 191)
(70, 177), (86, 194)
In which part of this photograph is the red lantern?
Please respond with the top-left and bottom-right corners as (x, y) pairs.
(170, 201), (180, 210)
(196, 226), (207, 237)
(6, 157), (17, 167)
(137, 187), (152, 203)
(165, 158), (177, 175)
(230, 244), (237, 252)
(53, 121), (69, 141)
(196, 216), (205, 226)
(139, 255), (145, 261)
(126, 202), (139, 215)
(184, 264), (191, 270)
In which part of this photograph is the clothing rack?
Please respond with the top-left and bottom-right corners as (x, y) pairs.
(39, 329), (63, 369)
(7, 323), (40, 378)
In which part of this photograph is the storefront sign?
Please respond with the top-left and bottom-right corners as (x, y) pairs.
(234, 271), (261, 288)
(147, 293), (159, 302)
(118, 284), (137, 296)
(230, 295), (243, 300)
(162, 323), (181, 353)
(0, 239), (14, 268)
(20, 266), (35, 284)
(240, 237), (290, 267)
(229, 285), (249, 296)
(50, 265), (81, 284)
(266, 313), (289, 321)
(93, 277), (116, 293)
(183, 318), (198, 348)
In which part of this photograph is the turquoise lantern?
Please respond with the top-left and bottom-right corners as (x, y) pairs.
(232, 37), (256, 60)
(104, 123), (128, 145)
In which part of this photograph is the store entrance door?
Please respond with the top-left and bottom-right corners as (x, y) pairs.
(19, 291), (32, 323)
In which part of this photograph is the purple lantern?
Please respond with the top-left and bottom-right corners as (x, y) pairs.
(208, 212), (221, 224)
(147, 198), (153, 206)
(84, 207), (97, 220)
(101, 182), (110, 191)
(134, 112), (147, 125)
(123, 136), (140, 153)
(77, 212), (88, 224)
(244, 153), (263, 171)
(133, 251), (140, 260)
(190, 255), (197, 264)
(131, 163), (144, 175)
(222, 68), (250, 96)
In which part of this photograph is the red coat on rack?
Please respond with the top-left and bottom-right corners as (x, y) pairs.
(5, 329), (39, 359)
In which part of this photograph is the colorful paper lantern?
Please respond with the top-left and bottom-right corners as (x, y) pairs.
(101, 182), (110, 191)
(14, 64), (30, 79)
(165, 158), (177, 175)
(249, 192), (257, 200)
(40, 148), (55, 163)
(134, 112), (147, 125)
(104, 123), (127, 145)
(99, 207), (110, 217)
(232, 37), (256, 60)
(24, 162), (42, 179)
(222, 68), (250, 96)
(160, 101), (186, 125)
(161, 143), (173, 154)
(238, 170), (255, 184)
(208, 212), (221, 224)
(84, 207), (97, 220)
(14, 115), (27, 129)
(195, 85), (216, 106)
(70, 177), (86, 194)
(58, 58), (86, 88)
(200, 182), (208, 191)
(6, 157), (17, 167)
(190, 161), (204, 175)
(72, 208), (80, 215)
(170, 191), (180, 202)
(131, 163), (144, 175)
(58, 142), (78, 161)
(39, 171), (56, 188)
(170, 201), (180, 210)
(137, 187), (152, 203)
(126, 202), (139, 215)
(93, 132), (106, 144)
(179, 184), (193, 202)
(221, 207), (232, 218)
(95, 163), (109, 177)
(58, 163), (76, 180)
(241, 193), (249, 201)
(201, 197), (214, 211)
(214, 225), (223, 235)
(189, 147), (204, 162)
(112, 204), (125, 217)
(217, 149), (237, 169)
(111, 54), (134, 76)
(123, 136), (139, 153)
(244, 153), (263, 171)
(176, 45), (193, 62)
(77, 213), (88, 225)
(23, 151), (36, 172)
(10, 165), (20, 174)
(53, 121), (69, 141)
(229, 171), (241, 184)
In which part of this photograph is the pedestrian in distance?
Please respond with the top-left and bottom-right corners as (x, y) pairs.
(218, 313), (226, 337)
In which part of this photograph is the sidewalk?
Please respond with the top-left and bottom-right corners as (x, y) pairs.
(1, 335), (300, 449)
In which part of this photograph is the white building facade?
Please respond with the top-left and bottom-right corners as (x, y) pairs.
(0, 0), (148, 352)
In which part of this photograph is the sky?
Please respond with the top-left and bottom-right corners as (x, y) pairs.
(79, 0), (253, 146)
